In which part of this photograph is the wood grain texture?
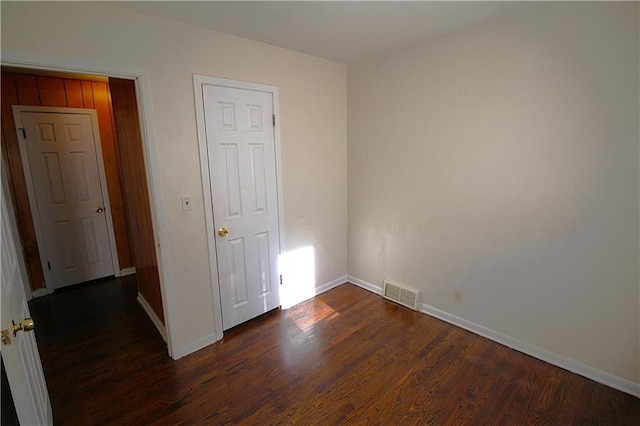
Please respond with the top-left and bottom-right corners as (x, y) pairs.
(0, 70), (134, 292)
(91, 81), (133, 269)
(0, 72), (46, 290)
(109, 77), (164, 323)
(14, 74), (40, 105)
(37, 77), (67, 107)
(30, 281), (640, 425)
(81, 81), (94, 109)
(63, 79), (83, 108)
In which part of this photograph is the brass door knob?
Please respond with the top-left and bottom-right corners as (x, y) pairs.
(1, 330), (11, 345)
(95, 206), (105, 213)
(217, 227), (229, 237)
(12, 318), (35, 336)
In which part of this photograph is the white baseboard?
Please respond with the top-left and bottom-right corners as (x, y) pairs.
(281, 275), (349, 310)
(347, 275), (383, 295)
(119, 267), (136, 277)
(314, 275), (349, 296)
(173, 332), (221, 360)
(31, 288), (52, 299)
(347, 275), (639, 398)
(174, 276), (350, 359)
(137, 293), (167, 343)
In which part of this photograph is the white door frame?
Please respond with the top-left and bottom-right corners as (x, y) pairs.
(193, 74), (285, 341)
(0, 49), (177, 359)
(12, 106), (121, 289)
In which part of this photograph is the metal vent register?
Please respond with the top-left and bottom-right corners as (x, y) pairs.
(383, 280), (419, 311)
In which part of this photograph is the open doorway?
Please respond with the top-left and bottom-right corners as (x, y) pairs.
(0, 52), (177, 422)
(1, 67), (166, 338)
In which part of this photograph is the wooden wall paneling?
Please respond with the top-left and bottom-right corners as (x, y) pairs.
(37, 76), (67, 107)
(82, 79), (133, 268)
(81, 81), (95, 109)
(106, 88), (136, 267)
(1, 69), (136, 292)
(109, 78), (164, 320)
(109, 77), (165, 323)
(1, 72), (46, 290)
(13, 74), (40, 106)
(64, 80), (84, 108)
(92, 81), (133, 269)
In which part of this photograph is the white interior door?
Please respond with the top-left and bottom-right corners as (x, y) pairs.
(203, 83), (281, 330)
(14, 108), (116, 290)
(1, 170), (53, 425)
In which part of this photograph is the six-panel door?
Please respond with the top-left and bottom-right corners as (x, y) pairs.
(20, 111), (114, 289)
(203, 85), (281, 330)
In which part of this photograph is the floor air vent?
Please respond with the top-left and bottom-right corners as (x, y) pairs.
(383, 280), (419, 311)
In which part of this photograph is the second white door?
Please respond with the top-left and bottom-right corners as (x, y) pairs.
(203, 83), (281, 330)
(15, 108), (115, 289)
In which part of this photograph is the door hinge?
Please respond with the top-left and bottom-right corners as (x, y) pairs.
(47, 261), (51, 271)
(19, 128), (26, 139)
(272, 114), (276, 127)
(279, 274), (283, 285)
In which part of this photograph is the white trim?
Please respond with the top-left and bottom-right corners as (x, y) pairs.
(419, 303), (640, 398)
(137, 293), (167, 343)
(174, 333), (220, 360)
(173, 275), (349, 358)
(12, 106), (121, 288)
(192, 74), (285, 345)
(314, 275), (348, 296)
(119, 267), (136, 277)
(132, 69), (177, 359)
(280, 275), (348, 310)
(347, 275), (640, 397)
(193, 75), (223, 344)
(347, 275), (383, 296)
(271, 88), (286, 258)
(30, 288), (52, 299)
(1, 49), (145, 80)
(1, 48), (177, 359)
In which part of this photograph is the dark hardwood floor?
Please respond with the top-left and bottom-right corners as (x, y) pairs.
(29, 277), (639, 425)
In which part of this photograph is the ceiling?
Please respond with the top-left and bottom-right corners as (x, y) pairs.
(105, 1), (527, 63)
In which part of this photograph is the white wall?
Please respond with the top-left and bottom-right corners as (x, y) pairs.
(348, 2), (639, 385)
(3, 0), (638, 392)
(1, 2), (347, 356)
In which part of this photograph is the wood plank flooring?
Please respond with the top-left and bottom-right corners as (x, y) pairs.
(29, 277), (639, 425)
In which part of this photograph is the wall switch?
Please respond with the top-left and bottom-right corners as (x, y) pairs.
(453, 289), (462, 304)
(181, 195), (192, 212)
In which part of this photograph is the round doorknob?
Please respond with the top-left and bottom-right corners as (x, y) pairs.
(12, 318), (35, 336)
(95, 206), (105, 213)
(218, 227), (229, 237)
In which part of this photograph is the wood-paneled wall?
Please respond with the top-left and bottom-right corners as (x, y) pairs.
(1, 71), (134, 291)
(109, 78), (164, 323)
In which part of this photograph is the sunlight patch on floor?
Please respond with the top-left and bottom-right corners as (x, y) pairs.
(290, 299), (340, 333)
(279, 246), (316, 309)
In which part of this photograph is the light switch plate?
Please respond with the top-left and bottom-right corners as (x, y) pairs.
(181, 195), (192, 212)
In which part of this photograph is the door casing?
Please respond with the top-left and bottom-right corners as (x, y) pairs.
(193, 74), (285, 341)
(12, 106), (120, 290)
(0, 48), (177, 359)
